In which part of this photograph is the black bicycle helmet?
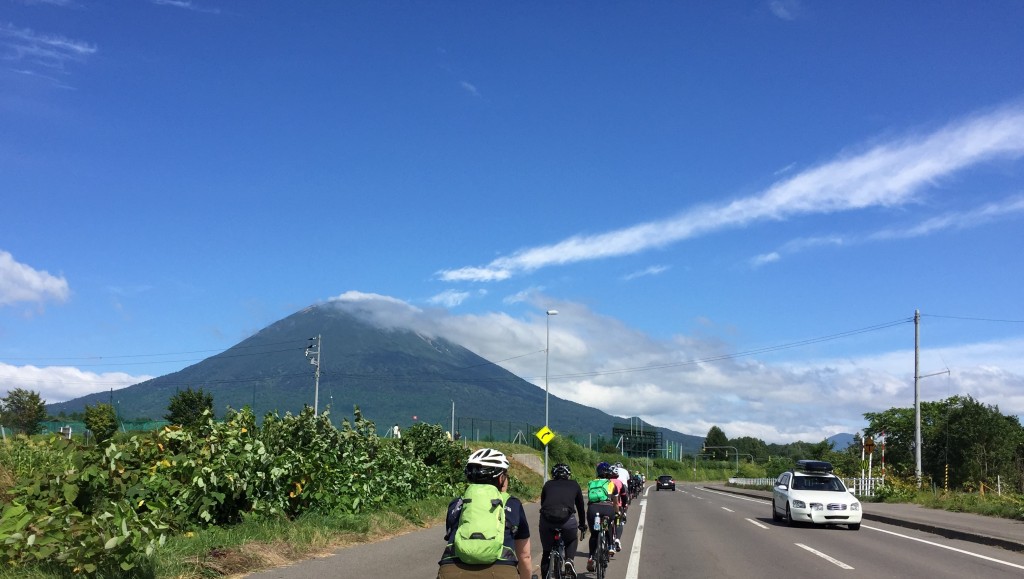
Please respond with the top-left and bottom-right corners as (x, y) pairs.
(552, 463), (571, 480)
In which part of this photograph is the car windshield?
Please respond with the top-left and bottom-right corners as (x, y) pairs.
(793, 476), (844, 491)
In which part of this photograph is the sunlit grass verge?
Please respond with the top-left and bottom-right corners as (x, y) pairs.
(0, 497), (452, 579)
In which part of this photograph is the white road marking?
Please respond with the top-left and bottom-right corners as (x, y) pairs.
(795, 543), (854, 569)
(866, 525), (1024, 570)
(696, 486), (767, 504)
(746, 518), (769, 529)
(624, 498), (648, 579)
(721, 507), (735, 512)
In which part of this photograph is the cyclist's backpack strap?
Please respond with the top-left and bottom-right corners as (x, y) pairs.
(452, 483), (512, 564)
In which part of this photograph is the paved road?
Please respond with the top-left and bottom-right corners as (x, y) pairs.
(245, 483), (1024, 578)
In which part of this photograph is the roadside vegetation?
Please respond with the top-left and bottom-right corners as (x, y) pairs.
(3, 386), (1023, 577)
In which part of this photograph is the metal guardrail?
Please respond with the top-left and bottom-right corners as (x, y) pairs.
(729, 476), (884, 497)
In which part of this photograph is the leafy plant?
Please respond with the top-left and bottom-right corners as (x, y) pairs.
(84, 403), (119, 444)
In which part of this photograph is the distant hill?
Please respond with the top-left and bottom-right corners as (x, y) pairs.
(828, 432), (856, 450)
(48, 303), (706, 452)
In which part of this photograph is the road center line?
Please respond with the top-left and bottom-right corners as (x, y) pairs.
(746, 518), (769, 529)
(866, 525), (1024, 570)
(721, 507), (734, 512)
(794, 543), (854, 569)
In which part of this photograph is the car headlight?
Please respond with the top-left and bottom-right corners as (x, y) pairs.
(792, 499), (806, 509)
(810, 503), (823, 511)
(850, 502), (861, 512)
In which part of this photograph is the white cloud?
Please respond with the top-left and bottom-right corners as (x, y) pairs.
(325, 293), (1024, 443)
(0, 363), (151, 405)
(427, 289), (486, 308)
(769, 0), (801, 21)
(750, 193), (1024, 265)
(150, 0), (220, 14)
(460, 80), (480, 97)
(438, 104), (1024, 282)
(0, 23), (96, 71)
(623, 265), (670, 281)
(750, 252), (780, 267)
(0, 250), (70, 307)
(870, 193), (1024, 240)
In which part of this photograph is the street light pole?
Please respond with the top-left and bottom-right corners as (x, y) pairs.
(544, 309), (558, 482)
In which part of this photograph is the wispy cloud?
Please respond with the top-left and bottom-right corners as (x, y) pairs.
(439, 104), (1024, 282)
(428, 289), (486, 308)
(753, 194), (1024, 265)
(751, 236), (844, 267)
(624, 265), (670, 281)
(150, 0), (221, 14)
(0, 250), (70, 307)
(769, 0), (801, 21)
(460, 80), (480, 97)
(0, 23), (95, 84)
(0, 23), (96, 67)
(870, 194), (1024, 240)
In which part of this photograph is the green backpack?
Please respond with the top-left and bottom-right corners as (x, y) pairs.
(453, 483), (510, 565)
(588, 479), (610, 502)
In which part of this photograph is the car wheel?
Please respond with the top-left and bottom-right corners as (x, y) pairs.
(772, 501), (782, 522)
(785, 503), (796, 526)
(849, 523), (860, 531)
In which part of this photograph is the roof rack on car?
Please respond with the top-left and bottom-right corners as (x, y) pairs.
(795, 460), (833, 473)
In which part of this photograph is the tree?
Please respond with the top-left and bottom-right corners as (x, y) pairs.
(703, 425), (729, 460)
(165, 386), (214, 429)
(865, 396), (1024, 490)
(84, 402), (118, 443)
(0, 388), (47, 435)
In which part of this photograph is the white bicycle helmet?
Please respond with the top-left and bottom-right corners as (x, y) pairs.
(465, 448), (510, 482)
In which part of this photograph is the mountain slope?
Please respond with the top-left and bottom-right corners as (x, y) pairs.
(49, 303), (705, 451)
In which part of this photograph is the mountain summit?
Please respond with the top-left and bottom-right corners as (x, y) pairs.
(50, 301), (697, 446)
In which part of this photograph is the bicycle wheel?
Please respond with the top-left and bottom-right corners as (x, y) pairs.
(550, 549), (564, 579)
(595, 531), (606, 579)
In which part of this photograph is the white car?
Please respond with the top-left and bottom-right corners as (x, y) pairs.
(772, 460), (861, 530)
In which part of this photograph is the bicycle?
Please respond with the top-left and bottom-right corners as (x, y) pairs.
(591, 514), (614, 579)
(543, 527), (576, 579)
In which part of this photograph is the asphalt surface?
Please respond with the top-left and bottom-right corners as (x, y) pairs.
(703, 484), (1024, 553)
(243, 484), (1024, 578)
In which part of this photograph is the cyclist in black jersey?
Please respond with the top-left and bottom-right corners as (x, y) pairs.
(538, 463), (586, 578)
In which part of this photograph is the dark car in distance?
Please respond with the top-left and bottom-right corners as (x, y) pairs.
(656, 474), (676, 491)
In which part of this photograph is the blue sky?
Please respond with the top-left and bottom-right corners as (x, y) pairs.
(2, 1), (1024, 443)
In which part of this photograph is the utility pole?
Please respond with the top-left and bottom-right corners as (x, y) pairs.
(913, 310), (950, 488)
(914, 309), (921, 487)
(306, 335), (322, 414)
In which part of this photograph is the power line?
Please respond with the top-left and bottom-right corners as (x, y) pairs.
(921, 313), (1024, 323)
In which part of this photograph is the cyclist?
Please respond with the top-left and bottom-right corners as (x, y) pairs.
(607, 466), (626, 552)
(437, 448), (533, 579)
(585, 461), (619, 573)
(538, 463), (586, 579)
(615, 462), (632, 503)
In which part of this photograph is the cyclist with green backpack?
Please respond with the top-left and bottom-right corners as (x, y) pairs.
(584, 461), (619, 573)
(437, 448), (533, 579)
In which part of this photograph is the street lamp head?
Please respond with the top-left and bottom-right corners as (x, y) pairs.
(547, 309), (558, 316)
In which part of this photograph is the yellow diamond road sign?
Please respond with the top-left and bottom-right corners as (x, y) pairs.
(536, 426), (555, 446)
